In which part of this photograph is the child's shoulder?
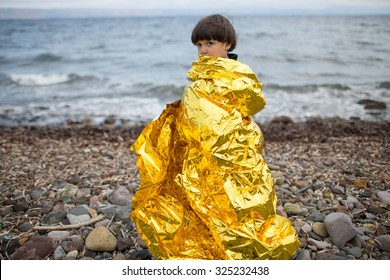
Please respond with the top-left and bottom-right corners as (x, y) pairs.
(197, 55), (254, 74)
(188, 55), (258, 82)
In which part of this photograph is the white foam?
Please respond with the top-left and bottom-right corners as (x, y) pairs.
(10, 73), (71, 86)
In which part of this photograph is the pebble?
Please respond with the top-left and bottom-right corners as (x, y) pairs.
(283, 203), (301, 215)
(117, 237), (135, 251)
(67, 176), (83, 185)
(353, 179), (367, 189)
(115, 205), (132, 222)
(12, 235), (56, 260)
(99, 205), (116, 219)
(54, 245), (66, 260)
(295, 249), (311, 260)
(29, 188), (45, 200)
(1, 236), (20, 258)
(42, 210), (66, 225)
(272, 171), (284, 185)
(276, 205), (287, 218)
(66, 250), (79, 259)
(69, 235), (85, 250)
(94, 219), (111, 228)
(114, 253), (126, 260)
(301, 223), (312, 233)
(48, 231), (70, 242)
(377, 191), (390, 205)
(89, 195), (101, 208)
(324, 212), (357, 247)
(67, 205), (91, 224)
(362, 223), (377, 234)
(312, 222), (328, 238)
(3, 124), (389, 261)
(107, 186), (133, 206)
(126, 249), (152, 260)
(61, 240), (81, 253)
(58, 183), (79, 203)
(76, 188), (91, 199)
(307, 238), (332, 250)
(375, 235), (390, 252)
(344, 247), (362, 258)
(306, 212), (325, 222)
(314, 252), (346, 260)
(85, 226), (118, 252)
(18, 223), (33, 232)
(13, 201), (29, 212)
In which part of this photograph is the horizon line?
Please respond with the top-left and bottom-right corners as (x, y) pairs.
(0, 7), (390, 19)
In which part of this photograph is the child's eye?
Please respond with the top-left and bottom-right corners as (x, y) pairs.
(207, 41), (214, 46)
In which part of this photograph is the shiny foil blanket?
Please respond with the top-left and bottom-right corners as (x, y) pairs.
(130, 55), (300, 259)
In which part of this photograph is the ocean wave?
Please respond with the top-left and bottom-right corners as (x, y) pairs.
(149, 84), (185, 97)
(265, 83), (351, 93)
(130, 83), (185, 97)
(378, 81), (390, 90)
(33, 53), (63, 63)
(0, 56), (9, 64)
(8, 73), (98, 86)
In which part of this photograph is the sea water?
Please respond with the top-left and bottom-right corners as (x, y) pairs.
(0, 15), (389, 126)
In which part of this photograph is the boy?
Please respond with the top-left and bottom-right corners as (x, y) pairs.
(130, 14), (300, 260)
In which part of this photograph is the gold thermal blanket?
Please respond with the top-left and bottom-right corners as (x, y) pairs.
(130, 55), (300, 259)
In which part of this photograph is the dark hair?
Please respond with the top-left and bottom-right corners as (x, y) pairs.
(191, 14), (237, 52)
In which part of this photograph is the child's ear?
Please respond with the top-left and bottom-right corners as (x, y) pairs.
(225, 43), (231, 51)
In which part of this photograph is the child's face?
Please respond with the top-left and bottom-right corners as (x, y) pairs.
(195, 40), (231, 58)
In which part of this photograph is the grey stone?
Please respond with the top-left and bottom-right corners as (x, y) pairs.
(94, 219), (111, 228)
(18, 223), (33, 232)
(1, 236), (20, 257)
(99, 205), (117, 219)
(42, 210), (67, 225)
(307, 238), (332, 250)
(306, 212), (325, 222)
(344, 247), (362, 258)
(48, 231), (70, 242)
(54, 245), (66, 260)
(67, 205), (91, 224)
(324, 212), (357, 247)
(125, 249), (152, 260)
(68, 205), (89, 215)
(108, 186), (133, 206)
(295, 249), (311, 260)
(13, 201), (29, 212)
(117, 237), (135, 251)
(115, 205), (132, 222)
(29, 188), (45, 200)
(67, 213), (91, 225)
(375, 235), (390, 252)
(66, 250), (79, 259)
(90, 195), (102, 210)
(69, 235), (84, 250)
(301, 223), (312, 233)
(377, 191), (390, 205)
(314, 252), (347, 260)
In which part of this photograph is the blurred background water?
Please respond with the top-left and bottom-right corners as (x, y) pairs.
(0, 15), (389, 126)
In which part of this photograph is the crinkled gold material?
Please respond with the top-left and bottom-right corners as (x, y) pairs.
(130, 55), (300, 259)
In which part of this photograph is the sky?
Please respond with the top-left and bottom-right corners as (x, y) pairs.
(0, 0), (390, 16)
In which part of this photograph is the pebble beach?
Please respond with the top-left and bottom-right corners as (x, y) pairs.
(1, 116), (389, 260)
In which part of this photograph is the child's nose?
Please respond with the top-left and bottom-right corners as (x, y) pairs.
(198, 46), (207, 55)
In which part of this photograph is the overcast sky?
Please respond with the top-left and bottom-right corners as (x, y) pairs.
(1, 0), (389, 15)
